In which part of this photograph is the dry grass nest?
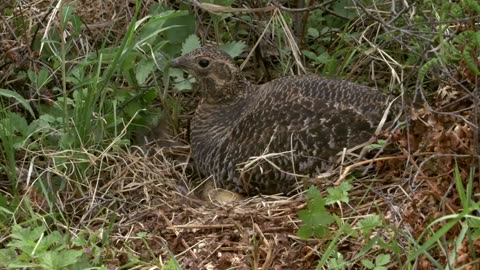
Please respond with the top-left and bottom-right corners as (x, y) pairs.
(55, 142), (415, 269)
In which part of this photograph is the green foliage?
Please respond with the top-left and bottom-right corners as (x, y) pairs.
(297, 186), (335, 239)
(361, 254), (391, 270)
(326, 252), (349, 269)
(406, 165), (480, 267)
(162, 258), (182, 270)
(181, 34), (201, 55)
(325, 182), (352, 205)
(0, 224), (105, 270)
(220, 41), (246, 58)
(0, 2), (203, 266)
(358, 215), (382, 238)
(0, 89), (35, 117)
(418, 0), (480, 84)
(367, 140), (387, 151)
(297, 185), (400, 269)
(301, 0), (358, 76)
(454, 161), (474, 209)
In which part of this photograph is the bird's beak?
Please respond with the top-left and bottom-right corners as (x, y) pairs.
(171, 57), (184, 68)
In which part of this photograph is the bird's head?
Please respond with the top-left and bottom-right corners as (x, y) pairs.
(171, 46), (245, 102)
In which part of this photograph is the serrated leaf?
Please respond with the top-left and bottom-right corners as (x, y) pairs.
(181, 34), (201, 55)
(0, 248), (16, 266)
(326, 182), (352, 205)
(361, 259), (375, 269)
(39, 250), (83, 269)
(358, 215), (382, 236)
(297, 186), (334, 239)
(41, 231), (64, 250)
(170, 68), (193, 91)
(10, 225), (46, 243)
(221, 41), (246, 58)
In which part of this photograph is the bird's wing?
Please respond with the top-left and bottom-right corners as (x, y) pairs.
(227, 76), (388, 160)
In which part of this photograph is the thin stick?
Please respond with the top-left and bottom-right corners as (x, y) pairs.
(334, 156), (408, 185)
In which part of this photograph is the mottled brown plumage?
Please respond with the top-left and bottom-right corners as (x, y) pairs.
(172, 46), (392, 195)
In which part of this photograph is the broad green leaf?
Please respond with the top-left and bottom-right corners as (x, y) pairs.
(41, 231), (64, 250)
(39, 250), (83, 270)
(221, 41), (246, 58)
(136, 59), (155, 85)
(307, 27), (319, 38)
(0, 248), (16, 266)
(5, 112), (29, 136)
(375, 254), (391, 266)
(302, 50), (318, 61)
(315, 52), (332, 64)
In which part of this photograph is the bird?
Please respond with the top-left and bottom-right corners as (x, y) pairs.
(171, 45), (394, 195)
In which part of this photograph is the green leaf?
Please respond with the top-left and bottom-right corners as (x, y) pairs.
(39, 250), (83, 270)
(307, 27), (319, 38)
(181, 34), (201, 55)
(10, 224), (46, 243)
(0, 89), (35, 117)
(315, 52), (332, 64)
(0, 248), (16, 266)
(41, 231), (64, 250)
(297, 186), (335, 239)
(302, 50), (318, 61)
(170, 68), (193, 91)
(325, 182), (352, 205)
(162, 257), (182, 270)
(375, 254), (391, 266)
(327, 252), (348, 269)
(136, 59), (155, 85)
(7, 225), (46, 255)
(361, 259), (375, 269)
(221, 41), (246, 58)
(367, 139), (387, 150)
(358, 215), (382, 236)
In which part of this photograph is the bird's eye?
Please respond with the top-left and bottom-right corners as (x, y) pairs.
(198, 59), (210, 68)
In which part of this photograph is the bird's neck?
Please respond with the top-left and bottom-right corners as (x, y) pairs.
(192, 74), (252, 142)
(198, 74), (251, 104)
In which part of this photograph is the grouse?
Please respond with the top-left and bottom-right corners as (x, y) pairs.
(172, 46), (393, 195)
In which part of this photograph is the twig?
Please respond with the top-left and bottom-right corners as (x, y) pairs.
(334, 156), (408, 185)
(168, 223), (236, 230)
(192, 0), (275, 13)
(191, 0), (349, 20)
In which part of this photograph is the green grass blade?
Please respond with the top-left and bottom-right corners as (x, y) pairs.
(0, 89), (35, 117)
